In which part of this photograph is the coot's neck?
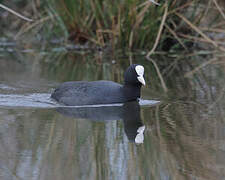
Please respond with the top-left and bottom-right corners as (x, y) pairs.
(123, 83), (142, 101)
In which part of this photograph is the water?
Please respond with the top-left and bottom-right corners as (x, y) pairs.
(0, 49), (225, 180)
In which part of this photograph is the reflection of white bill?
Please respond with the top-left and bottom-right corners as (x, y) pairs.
(135, 126), (146, 144)
(149, 0), (160, 6)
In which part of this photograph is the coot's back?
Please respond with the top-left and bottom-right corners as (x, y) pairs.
(51, 80), (125, 106)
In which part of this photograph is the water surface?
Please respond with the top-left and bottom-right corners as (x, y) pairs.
(0, 49), (225, 180)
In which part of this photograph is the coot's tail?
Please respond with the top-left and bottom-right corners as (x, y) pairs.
(50, 88), (59, 101)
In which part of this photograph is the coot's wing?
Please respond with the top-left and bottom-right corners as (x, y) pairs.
(51, 81), (93, 105)
(88, 81), (125, 104)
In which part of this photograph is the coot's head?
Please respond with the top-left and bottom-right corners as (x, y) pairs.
(124, 64), (146, 86)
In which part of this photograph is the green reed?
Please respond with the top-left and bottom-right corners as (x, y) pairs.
(47, 0), (225, 54)
(47, 0), (167, 50)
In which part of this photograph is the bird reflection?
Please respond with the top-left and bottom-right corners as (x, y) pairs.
(56, 101), (145, 144)
(122, 101), (145, 144)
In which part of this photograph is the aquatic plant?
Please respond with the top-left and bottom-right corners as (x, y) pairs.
(46, 0), (225, 54)
(47, 0), (164, 50)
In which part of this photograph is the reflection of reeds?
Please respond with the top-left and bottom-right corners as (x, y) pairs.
(2, 99), (225, 179)
(139, 98), (225, 180)
(1, 49), (225, 179)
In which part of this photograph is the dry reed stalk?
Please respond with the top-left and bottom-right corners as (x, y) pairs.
(129, 53), (133, 65)
(117, 8), (121, 41)
(169, 19), (178, 29)
(184, 57), (219, 78)
(212, 21), (225, 28)
(60, 0), (73, 19)
(178, 50), (218, 58)
(167, 1), (193, 15)
(111, 15), (116, 49)
(85, 15), (95, 35)
(175, 12), (225, 52)
(96, 28), (105, 46)
(130, 2), (151, 49)
(137, 1), (150, 9)
(15, 16), (51, 38)
(146, 2), (168, 58)
(212, 0), (225, 20)
(96, 29), (118, 35)
(85, 37), (101, 45)
(178, 33), (225, 46)
(208, 84), (225, 110)
(0, 3), (33, 22)
(89, 0), (105, 46)
(164, 23), (188, 50)
(137, 0), (160, 9)
(134, 2), (151, 29)
(148, 0), (160, 6)
(129, 31), (134, 49)
(202, 0), (212, 21)
(59, 0), (77, 30)
(146, 57), (168, 92)
(200, 27), (225, 34)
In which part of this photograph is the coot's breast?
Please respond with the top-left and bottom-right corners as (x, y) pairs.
(51, 80), (126, 106)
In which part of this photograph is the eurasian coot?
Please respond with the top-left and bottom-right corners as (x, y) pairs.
(51, 64), (146, 106)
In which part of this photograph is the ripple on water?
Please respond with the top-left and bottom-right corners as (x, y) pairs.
(0, 93), (56, 108)
(0, 84), (17, 90)
(0, 93), (160, 109)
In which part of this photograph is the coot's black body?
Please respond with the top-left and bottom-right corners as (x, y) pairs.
(51, 64), (145, 106)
